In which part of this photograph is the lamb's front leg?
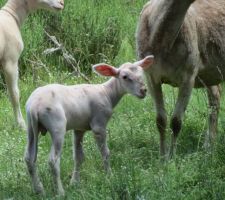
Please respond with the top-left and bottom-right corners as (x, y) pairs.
(170, 74), (195, 158)
(3, 60), (26, 129)
(70, 130), (85, 184)
(91, 125), (111, 174)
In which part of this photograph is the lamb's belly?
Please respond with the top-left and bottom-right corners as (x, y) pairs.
(66, 114), (91, 131)
(0, 33), (5, 61)
(66, 121), (91, 131)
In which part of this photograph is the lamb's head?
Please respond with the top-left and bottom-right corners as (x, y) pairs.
(27, 0), (64, 11)
(93, 55), (154, 98)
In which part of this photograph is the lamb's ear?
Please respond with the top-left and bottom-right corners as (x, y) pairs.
(134, 55), (154, 70)
(92, 64), (119, 77)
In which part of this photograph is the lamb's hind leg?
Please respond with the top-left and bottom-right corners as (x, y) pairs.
(48, 128), (65, 196)
(70, 130), (85, 184)
(3, 60), (26, 129)
(205, 85), (221, 148)
(24, 122), (44, 195)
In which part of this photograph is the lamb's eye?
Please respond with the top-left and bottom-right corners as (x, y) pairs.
(122, 75), (128, 80)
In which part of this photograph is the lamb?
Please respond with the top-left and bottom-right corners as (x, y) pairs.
(0, 0), (64, 129)
(136, 0), (225, 158)
(24, 56), (154, 196)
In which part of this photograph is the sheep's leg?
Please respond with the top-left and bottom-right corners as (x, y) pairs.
(169, 76), (195, 158)
(92, 126), (110, 173)
(70, 130), (85, 184)
(24, 124), (44, 195)
(147, 76), (167, 158)
(205, 85), (221, 148)
(3, 60), (26, 129)
(48, 130), (65, 196)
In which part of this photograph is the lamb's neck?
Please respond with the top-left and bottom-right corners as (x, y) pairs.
(103, 78), (126, 108)
(149, 0), (195, 54)
(2, 0), (30, 27)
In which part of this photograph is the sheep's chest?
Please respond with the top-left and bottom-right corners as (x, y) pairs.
(148, 60), (186, 87)
(0, 13), (24, 61)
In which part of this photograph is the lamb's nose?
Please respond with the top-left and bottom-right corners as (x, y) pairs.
(140, 88), (147, 96)
(60, 0), (64, 6)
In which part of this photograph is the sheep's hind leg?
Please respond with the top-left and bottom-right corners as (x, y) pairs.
(204, 85), (221, 149)
(70, 130), (85, 184)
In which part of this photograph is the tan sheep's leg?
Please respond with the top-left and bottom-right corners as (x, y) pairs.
(147, 75), (167, 159)
(204, 85), (221, 148)
(169, 75), (195, 158)
(3, 60), (26, 129)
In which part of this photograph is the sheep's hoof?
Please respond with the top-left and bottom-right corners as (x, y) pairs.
(168, 146), (177, 160)
(57, 188), (65, 196)
(203, 131), (215, 151)
(18, 120), (27, 131)
(159, 155), (167, 163)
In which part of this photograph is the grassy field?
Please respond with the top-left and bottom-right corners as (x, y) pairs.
(1, 0), (225, 199)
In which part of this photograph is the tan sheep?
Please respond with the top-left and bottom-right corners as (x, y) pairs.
(0, 0), (64, 129)
(136, 0), (225, 158)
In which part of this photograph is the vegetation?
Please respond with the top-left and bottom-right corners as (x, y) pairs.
(0, 0), (225, 199)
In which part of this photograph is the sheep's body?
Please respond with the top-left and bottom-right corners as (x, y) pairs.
(0, 10), (23, 58)
(136, 0), (224, 157)
(24, 56), (154, 196)
(0, 0), (64, 129)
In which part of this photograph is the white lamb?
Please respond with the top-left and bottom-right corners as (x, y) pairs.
(0, 0), (64, 129)
(24, 56), (154, 195)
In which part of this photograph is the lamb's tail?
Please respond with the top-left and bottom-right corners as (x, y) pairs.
(24, 108), (39, 164)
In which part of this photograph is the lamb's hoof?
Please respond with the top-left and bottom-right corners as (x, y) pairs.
(106, 168), (112, 176)
(70, 172), (80, 186)
(203, 140), (210, 150)
(34, 183), (45, 196)
(70, 177), (80, 186)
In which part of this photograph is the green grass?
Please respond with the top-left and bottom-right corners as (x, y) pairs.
(1, 0), (225, 199)
(1, 75), (225, 199)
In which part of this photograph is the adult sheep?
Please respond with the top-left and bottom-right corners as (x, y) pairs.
(0, 0), (64, 129)
(136, 0), (224, 158)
